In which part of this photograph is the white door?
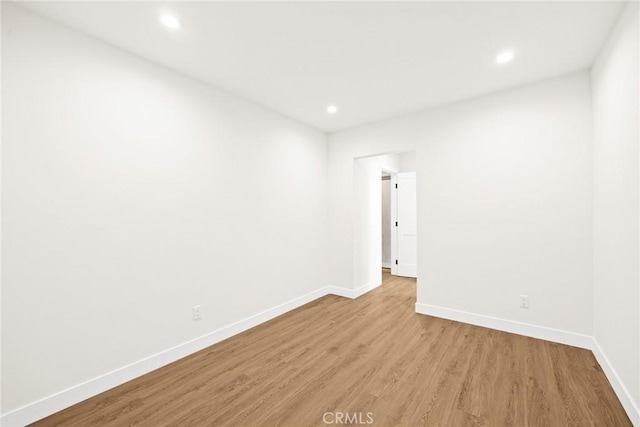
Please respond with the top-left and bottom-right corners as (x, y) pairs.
(394, 172), (417, 278)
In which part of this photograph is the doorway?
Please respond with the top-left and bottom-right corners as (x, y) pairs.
(382, 168), (417, 279)
(353, 151), (417, 291)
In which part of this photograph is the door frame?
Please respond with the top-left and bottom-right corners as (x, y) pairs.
(384, 169), (399, 276)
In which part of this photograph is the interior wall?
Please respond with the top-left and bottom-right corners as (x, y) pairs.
(592, 0), (640, 411)
(397, 151), (417, 173)
(329, 71), (593, 335)
(1, 5), (328, 413)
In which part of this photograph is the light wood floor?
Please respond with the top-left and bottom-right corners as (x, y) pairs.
(33, 270), (631, 426)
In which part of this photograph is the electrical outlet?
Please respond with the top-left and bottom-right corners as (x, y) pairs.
(193, 305), (202, 321)
(520, 295), (530, 309)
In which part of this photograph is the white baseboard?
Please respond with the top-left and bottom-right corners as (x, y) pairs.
(329, 279), (381, 299)
(415, 302), (640, 425)
(6, 292), (636, 427)
(591, 339), (640, 426)
(382, 262), (391, 269)
(328, 285), (358, 299)
(0, 286), (331, 427)
(414, 303), (592, 349)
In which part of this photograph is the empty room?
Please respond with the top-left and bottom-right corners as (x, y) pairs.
(1, 1), (639, 426)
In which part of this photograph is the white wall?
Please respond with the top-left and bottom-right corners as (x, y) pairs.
(1, 4), (328, 415)
(329, 71), (593, 336)
(397, 151), (417, 173)
(592, 0), (640, 415)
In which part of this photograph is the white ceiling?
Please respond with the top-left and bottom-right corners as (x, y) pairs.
(17, 1), (625, 132)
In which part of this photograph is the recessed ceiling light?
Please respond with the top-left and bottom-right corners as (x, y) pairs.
(496, 50), (515, 64)
(327, 104), (338, 114)
(160, 13), (181, 30)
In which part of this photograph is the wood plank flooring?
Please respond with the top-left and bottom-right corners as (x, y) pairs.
(32, 270), (631, 426)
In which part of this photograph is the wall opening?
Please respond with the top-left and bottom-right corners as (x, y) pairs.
(353, 151), (417, 293)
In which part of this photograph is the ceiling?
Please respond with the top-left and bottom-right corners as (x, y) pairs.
(17, 1), (625, 132)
